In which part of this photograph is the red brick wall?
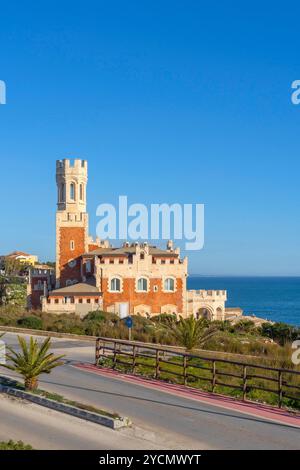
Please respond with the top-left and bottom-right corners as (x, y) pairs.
(88, 244), (99, 252)
(102, 277), (183, 314)
(58, 227), (85, 286)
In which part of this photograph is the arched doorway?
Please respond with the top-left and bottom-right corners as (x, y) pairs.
(195, 307), (213, 321)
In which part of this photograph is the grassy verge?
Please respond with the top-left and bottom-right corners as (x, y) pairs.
(0, 376), (120, 419)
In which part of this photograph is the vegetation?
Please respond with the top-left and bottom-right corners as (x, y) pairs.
(0, 440), (33, 450)
(3, 336), (65, 390)
(0, 278), (26, 307)
(0, 306), (299, 368)
(162, 315), (217, 351)
(260, 321), (300, 345)
(17, 316), (43, 330)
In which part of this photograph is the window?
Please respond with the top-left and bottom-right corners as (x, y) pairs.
(164, 278), (175, 292)
(140, 252), (145, 260)
(110, 277), (121, 292)
(70, 240), (75, 251)
(137, 277), (148, 292)
(70, 183), (75, 200)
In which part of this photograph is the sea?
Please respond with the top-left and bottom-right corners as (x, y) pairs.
(187, 276), (300, 327)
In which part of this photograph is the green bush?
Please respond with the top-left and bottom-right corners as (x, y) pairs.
(17, 316), (43, 330)
(0, 440), (33, 450)
(151, 313), (177, 325)
(84, 311), (107, 322)
(260, 322), (300, 346)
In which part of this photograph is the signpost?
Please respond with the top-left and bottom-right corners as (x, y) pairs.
(125, 316), (133, 341)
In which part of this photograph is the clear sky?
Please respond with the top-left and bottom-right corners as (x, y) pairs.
(1, 1), (300, 275)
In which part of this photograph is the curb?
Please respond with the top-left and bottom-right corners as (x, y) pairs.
(0, 384), (131, 430)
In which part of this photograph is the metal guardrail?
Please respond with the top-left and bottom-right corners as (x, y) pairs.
(95, 337), (300, 409)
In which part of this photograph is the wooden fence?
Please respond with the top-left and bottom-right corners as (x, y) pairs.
(95, 337), (300, 409)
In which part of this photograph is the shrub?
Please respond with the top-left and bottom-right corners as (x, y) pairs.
(0, 440), (33, 450)
(260, 322), (300, 346)
(17, 316), (43, 330)
(151, 314), (177, 324)
(84, 311), (107, 322)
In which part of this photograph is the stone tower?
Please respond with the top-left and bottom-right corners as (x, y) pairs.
(56, 159), (89, 287)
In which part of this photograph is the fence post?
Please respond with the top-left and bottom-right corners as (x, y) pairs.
(183, 355), (187, 386)
(243, 365), (247, 401)
(278, 370), (283, 408)
(132, 345), (136, 373)
(155, 349), (160, 379)
(113, 341), (117, 368)
(95, 339), (100, 365)
(212, 360), (216, 393)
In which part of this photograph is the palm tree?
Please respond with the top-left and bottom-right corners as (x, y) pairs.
(165, 315), (218, 351)
(4, 336), (65, 391)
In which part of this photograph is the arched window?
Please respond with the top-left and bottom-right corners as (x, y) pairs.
(70, 183), (76, 201)
(110, 277), (121, 292)
(164, 278), (175, 292)
(79, 184), (84, 201)
(137, 277), (148, 292)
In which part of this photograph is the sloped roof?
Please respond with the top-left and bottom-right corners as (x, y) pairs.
(6, 251), (32, 257)
(49, 282), (102, 296)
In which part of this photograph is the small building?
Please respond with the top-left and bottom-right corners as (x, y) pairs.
(27, 264), (55, 310)
(6, 251), (38, 266)
(42, 282), (103, 317)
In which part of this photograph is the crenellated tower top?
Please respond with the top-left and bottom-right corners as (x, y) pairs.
(56, 159), (88, 213)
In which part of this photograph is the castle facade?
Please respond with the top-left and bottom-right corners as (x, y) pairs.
(28, 159), (229, 320)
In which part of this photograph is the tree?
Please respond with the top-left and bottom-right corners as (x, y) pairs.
(3, 336), (65, 391)
(164, 315), (218, 351)
(4, 258), (23, 276)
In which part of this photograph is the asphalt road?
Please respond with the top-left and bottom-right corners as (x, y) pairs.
(0, 394), (163, 450)
(1, 332), (299, 450)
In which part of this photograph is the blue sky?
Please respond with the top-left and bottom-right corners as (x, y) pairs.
(1, 1), (300, 275)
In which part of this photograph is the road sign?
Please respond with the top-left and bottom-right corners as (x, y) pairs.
(125, 316), (133, 329)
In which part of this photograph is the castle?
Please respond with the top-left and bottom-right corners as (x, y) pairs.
(27, 159), (233, 320)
